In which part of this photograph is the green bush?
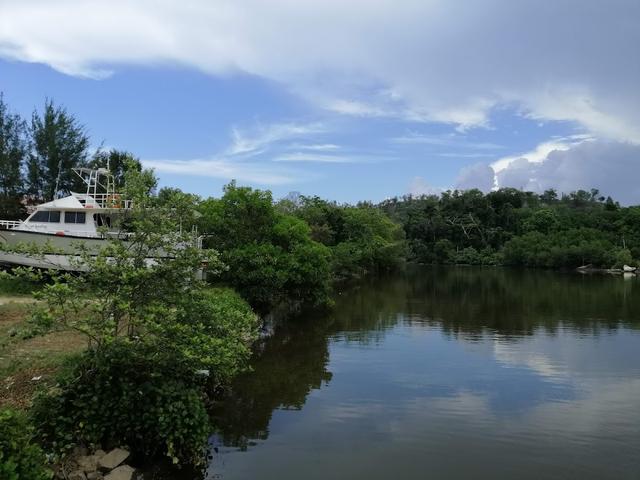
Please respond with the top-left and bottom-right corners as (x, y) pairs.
(32, 342), (210, 466)
(290, 197), (406, 279)
(199, 184), (332, 312)
(0, 408), (51, 480)
(169, 288), (260, 388)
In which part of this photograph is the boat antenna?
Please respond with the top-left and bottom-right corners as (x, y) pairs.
(53, 159), (63, 200)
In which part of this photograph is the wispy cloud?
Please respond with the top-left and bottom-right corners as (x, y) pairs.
(143, 158), (302, 185)
(142, 120), (331, 185)
(226, 122), (326, 157)
(273, 152), (355, 163)
(390, 132), (504, 150)
(437, 152), (498, 158)
(289, 143), (341, 151)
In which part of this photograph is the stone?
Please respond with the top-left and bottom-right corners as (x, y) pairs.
(104, 465), (135, 480)
(98, 448), (130, 470)
(73, 446), (89, 458)
(94, 449), (106, 460)
(87, 472), (104, 480)
(77, 455), (99, 473)
(68, 471), (87, 480)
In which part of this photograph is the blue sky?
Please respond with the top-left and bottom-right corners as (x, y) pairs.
(1, 1), (639, 203)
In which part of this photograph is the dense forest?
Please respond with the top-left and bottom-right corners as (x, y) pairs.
(379, 188), (640, 269)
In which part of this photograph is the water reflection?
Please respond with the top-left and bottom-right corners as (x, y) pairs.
(210, 315), (335, 449)
(209, 267), (640, 480)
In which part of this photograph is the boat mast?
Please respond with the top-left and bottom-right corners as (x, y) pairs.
(53, 159), (63, 200)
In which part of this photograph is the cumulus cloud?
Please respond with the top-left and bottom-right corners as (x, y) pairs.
(455, 140), (640, 205)
(496, 141), (640, 204)
(1, 0), (639, 141)
(408, 177), (442, 196)
(455, 163), (496, 192)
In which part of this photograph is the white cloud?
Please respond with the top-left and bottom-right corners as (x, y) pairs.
(496, 141), (640, 203)
(142, 120), (328, 185)
(455, 163), (496, 192)
(408, 176), (442, 196)
(391, 133), (504, 150)
(226, 122), (326, 157)
(273, 152), (355, 163)
(143, 158), (300, 185)
(1, 1), (639, 141)
(437, 153), (497, 158)
(491, 136), (593, 172)
(455, 140), (640, 205)
(291, 143), (341, 151)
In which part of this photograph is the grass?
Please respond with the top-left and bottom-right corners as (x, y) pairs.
(0, 299), (86, 410)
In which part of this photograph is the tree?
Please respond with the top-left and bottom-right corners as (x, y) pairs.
(0, 94), (28, 220)
(8, 166), (260, 465)
(27, 99), (89, 202)
(89, 148), (142, 189)
(198, 182), (332, 312)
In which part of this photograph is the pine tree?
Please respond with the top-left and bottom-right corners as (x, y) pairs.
(0, 93), (28, 219)
(27, 99), (89, 202)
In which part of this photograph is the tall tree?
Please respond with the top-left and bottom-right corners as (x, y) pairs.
(89, 148), (142, 189)
(27, 99), (89, 202)
(0, 93), (28, 219)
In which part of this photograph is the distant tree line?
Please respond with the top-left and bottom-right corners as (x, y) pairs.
(379, 188), (639, 269)
(0, 93), (141, 219)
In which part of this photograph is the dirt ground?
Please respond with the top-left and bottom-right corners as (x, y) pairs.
(0, 298), (86, 409)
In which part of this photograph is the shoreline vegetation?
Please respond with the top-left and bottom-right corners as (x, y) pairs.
(1, 95), (639, 478)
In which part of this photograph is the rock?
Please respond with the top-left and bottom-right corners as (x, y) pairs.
(73, 446), (90, 458)
(104, 465), (135, 480)
(68, 471), (87, 480)
(94, 449), (106, 460)
(98, 448), (130, 471)
(77, 455), (99, 473)
(87, 472), (104, 480)
(623, 264), (637, 272)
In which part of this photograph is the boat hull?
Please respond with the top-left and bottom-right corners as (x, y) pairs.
(0, 229), (108, 252)
(0, 229), (107, 270)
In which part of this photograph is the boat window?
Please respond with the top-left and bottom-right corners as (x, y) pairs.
(31, 211), (49, 222)
(30, 210), (61, 222)
(65, 212), (87, 224)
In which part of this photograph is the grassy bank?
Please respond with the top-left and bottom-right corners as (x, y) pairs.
(0, 298), (85, 410)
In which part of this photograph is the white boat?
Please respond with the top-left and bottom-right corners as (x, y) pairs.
(0, 168), (134, 270)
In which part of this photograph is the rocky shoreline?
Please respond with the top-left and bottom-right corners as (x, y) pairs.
(56, 448), (136, 480)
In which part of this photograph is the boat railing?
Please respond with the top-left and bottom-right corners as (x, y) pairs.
(0, 220), (22, 230)
(77, 193), (134, 210)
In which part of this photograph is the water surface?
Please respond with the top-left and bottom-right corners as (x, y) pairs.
(210, 267), (640, 479)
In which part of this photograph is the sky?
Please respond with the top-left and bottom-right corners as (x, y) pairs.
(0, 0), (639, 204)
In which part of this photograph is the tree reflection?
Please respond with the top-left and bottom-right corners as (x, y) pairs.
(210, 315), (334, 449)
(210, 267), (640, 450)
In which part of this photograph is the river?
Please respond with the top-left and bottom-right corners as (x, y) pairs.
(207, 266), (640, 479)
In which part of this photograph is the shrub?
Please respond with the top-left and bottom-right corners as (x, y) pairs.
(199, 185), (332, 312)
(32, 342), (210, 466)
(169, 288), (260, 388)
(0, 408), (51, 480)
